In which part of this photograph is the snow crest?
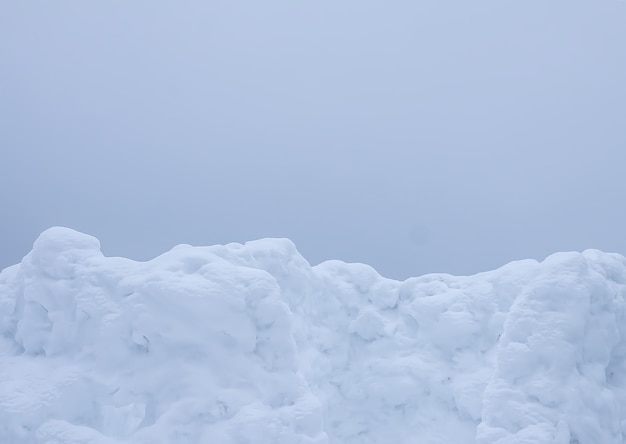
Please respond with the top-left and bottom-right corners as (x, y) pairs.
(2, 227), (626, 443)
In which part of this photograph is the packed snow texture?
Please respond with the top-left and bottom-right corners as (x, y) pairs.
(2, 228), (626, 443)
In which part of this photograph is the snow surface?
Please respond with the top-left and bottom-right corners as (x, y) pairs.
(2, 228), (626, 443)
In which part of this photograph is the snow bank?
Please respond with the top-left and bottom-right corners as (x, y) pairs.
(2, 227), (626, 443)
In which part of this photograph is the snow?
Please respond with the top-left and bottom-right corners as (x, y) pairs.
(2, 228), (626, 443)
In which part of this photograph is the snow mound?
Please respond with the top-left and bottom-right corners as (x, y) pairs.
(2, 227), (626, 443)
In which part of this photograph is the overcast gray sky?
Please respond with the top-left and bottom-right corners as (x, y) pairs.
(2, 1), (625, 279)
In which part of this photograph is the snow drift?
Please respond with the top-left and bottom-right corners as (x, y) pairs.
(2, 227), (626, 443)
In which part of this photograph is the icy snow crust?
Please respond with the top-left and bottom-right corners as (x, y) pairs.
(2, 229), (626, 443)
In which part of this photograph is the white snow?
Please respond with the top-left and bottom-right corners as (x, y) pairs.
(2, 227), (626, 443)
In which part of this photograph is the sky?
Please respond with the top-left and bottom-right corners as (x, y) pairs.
(1, 0), (625, 280)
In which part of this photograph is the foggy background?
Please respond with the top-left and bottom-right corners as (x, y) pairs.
(2, 0), (625, 280)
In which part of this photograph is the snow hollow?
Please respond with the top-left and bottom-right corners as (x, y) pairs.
(2, 227), (626, 443)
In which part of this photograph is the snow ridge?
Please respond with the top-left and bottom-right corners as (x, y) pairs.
(2, 227), (626, 443)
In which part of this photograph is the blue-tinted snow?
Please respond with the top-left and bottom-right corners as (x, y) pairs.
(1, 227), (626, 443)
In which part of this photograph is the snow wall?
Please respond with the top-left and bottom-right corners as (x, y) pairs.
(2, 227), (626, 444)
